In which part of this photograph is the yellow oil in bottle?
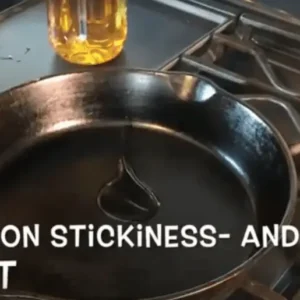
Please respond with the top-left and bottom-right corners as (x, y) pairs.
(47, 0), (127, 65)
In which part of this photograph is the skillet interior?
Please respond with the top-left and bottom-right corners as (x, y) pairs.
(0, 70), (291, 299)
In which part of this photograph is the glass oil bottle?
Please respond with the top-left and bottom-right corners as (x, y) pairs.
(47, 0), (127, 65)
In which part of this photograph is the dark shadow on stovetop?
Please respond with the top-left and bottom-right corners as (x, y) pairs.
(0, 0), (22, 11)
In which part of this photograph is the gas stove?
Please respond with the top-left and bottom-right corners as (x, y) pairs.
(1, 0), (300, 299)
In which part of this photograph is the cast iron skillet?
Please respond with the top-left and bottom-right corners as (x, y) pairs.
(0, 70), (296, 300)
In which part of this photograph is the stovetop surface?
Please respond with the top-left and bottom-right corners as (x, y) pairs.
(1, 0), (300, 299)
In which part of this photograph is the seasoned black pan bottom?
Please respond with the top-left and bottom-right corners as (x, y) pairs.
(0, 124), (256, 299)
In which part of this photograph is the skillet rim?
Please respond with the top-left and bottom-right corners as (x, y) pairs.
(0, 68), (297, 300)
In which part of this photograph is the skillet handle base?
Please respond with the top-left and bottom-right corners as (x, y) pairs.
(242, 279), (287, 300)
